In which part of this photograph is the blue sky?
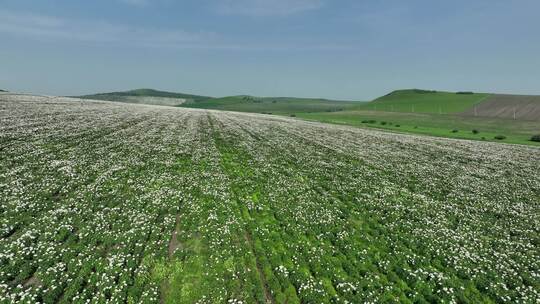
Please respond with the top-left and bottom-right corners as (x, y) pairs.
(1, 0), (539, 100)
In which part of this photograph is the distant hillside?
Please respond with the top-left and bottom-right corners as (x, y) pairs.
(78, 88), (540, 121)
(460, 94), (540, 121)
(355, 89), (489, 114)
(181, 95), (362, 114)
(77, 89), (361, 114)
(359, 89), (540, 121)
(78, 89), (212, 106)
(0, 89), (7, 92)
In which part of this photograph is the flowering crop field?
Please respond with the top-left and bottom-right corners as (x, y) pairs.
(1, 94), (539, 304)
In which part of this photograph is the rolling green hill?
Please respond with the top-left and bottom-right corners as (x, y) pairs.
(181, 95), (361, 114)
(355, 89), (489, 114)
(78, 89), (212, 106)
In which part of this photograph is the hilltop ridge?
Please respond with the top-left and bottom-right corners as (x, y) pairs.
(77, 88), (212, 106)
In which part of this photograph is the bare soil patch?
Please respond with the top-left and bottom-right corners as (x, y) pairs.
(168, 215), (182, 258)
(23, 274), (43, 288)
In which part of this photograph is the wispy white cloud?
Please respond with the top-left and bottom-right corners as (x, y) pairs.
(0, 9), (357, 51)
(216, 0), (323, 16)
(0, 10), (207, 47)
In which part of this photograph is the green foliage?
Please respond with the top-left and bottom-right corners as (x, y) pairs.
(298, 110), (540, 146)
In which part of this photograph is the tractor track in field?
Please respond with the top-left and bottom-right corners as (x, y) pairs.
(168, 214), (183, 259)
(243, 231), (275, 304)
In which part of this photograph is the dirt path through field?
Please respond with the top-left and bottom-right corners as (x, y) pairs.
(168, 214), (182, 258)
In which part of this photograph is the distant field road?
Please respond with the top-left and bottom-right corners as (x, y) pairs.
(461, 94), (540, 120)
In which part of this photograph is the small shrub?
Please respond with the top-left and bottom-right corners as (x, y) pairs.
(414, 126), (418, 129)
(451, 129), (459, 133)
(481, 137), (486, 140)
(531, 134), (540, 142)
(472, 129), (479, 134)
(362, 120), (376, 124)
(290, 114), (296, 117)
(395, 125), (400, 127)
(494, 135), (506, 140)
(413, 89), (437, 94)
(380, 121), (387, 125)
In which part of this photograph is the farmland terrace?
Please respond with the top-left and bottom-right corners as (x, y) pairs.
(0, 94), (539, 303)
